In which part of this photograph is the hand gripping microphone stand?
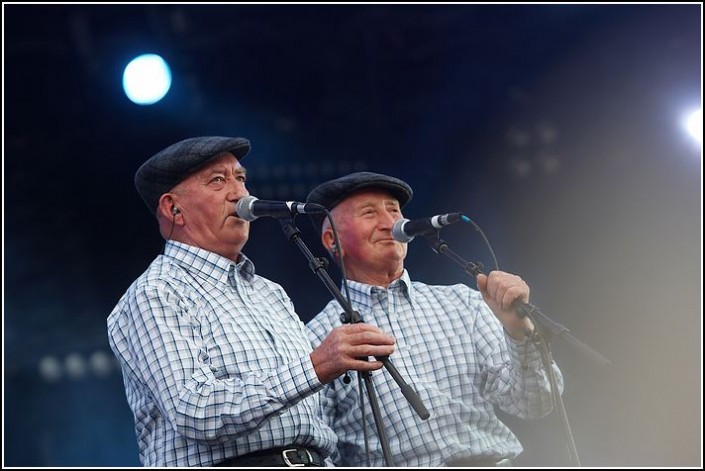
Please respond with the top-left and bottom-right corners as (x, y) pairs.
(278, 217), (430, 467)
(421, 228), (612, 467)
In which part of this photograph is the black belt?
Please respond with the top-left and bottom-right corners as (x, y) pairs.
(216, 447), (324, 467)
(447, 457), (513, 467)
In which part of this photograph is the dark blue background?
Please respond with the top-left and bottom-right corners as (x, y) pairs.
(4, 4), (701, 467)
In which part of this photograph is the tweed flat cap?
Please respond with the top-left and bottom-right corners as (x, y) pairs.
(306, 171), (413, 233)
(135, 136), (251, 214)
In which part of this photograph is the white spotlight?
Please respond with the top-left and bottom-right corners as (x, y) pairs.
(123, 53), (172, 105)
(38, 355), (63, 383)
(685, 108), (702, 144)
(64, 353), (87, 380)
(89, 350), (114, 377)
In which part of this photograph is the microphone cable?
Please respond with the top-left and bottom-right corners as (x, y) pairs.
(460, 214), (500, 272)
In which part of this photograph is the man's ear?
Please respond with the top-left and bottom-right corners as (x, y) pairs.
(157, 194), (179, 220)
(322, 229), (337, 254)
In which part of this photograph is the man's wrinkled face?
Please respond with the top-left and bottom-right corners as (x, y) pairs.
(170, 153), (250, 258)
(331, 189), (408, 270)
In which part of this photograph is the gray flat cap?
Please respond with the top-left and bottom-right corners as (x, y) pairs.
(306, 171), (413, 233)
(135, 136), (251, 214)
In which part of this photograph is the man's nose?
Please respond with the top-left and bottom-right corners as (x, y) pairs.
(228, 180), (248, 200)
(378, 210), (398, 228)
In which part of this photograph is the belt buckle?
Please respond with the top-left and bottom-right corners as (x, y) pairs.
(282, 448), (311, 467)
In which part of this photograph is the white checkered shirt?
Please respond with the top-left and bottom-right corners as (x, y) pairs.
(108, 240), (337, 466)
(306, 270), (563, 467)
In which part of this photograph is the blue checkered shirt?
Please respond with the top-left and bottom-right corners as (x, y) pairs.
(306, 270), (563, 467)
(108, 240), (337, 466)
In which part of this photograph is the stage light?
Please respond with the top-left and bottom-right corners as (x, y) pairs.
(88, 350), (114, 377)
(64, 353), (87, 380)
(38, 355), (63, 383)
(685, 108), (701, 144)
(122, 53), (172, 105)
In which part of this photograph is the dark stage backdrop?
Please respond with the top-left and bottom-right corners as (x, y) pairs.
(4, 4), (701, 467)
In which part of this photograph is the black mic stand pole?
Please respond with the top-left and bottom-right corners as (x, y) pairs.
(422, 232), (610, 467)
(279, 218), (430, 466)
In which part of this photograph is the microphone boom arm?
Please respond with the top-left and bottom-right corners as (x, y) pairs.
(423, 233), (611, 365)
(421, 231), (597, 466)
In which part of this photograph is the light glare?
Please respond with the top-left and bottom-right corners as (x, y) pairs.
(685, 109), (701, 144)
(122, 54), (172, 105)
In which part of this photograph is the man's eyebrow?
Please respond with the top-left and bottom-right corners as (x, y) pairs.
(355, 201), (376, 210)
(205, 166), (247, 177)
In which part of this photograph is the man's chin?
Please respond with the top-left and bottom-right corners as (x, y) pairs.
(225, 225), (249, 244)
(378, 246), (406, 261)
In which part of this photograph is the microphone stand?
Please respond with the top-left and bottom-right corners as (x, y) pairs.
(279, 218), (430, 467)
(422, 233), (611, 366)
(422, 232), (610, 467)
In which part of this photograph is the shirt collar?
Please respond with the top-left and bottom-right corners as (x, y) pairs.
(344, 269), (415, 303)
(163, 240), (256, 285)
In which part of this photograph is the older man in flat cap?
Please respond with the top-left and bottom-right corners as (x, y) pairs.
(305, 172), (564, 467)
(107, 138), (396, 467)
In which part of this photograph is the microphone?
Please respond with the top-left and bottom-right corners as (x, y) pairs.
(391, 213), (464, 242)
(236, 195), (326, 221)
